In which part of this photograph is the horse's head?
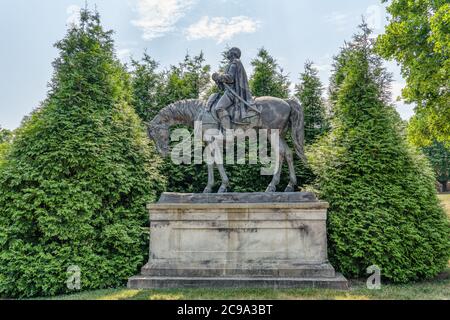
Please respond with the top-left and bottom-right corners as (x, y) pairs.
(147, 120), (170, 158)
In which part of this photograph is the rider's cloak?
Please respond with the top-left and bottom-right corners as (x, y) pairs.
(223, 58), (253, 121)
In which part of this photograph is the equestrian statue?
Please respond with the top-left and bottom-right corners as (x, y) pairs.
(147, 47), (306, 193)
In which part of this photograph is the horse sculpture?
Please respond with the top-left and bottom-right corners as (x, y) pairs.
(146, 96), (306, 193)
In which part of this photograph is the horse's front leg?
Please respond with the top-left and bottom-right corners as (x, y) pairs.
(217, 164), (230, 193)
(203, 163), (215, 193)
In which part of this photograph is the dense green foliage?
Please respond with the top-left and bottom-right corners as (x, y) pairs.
(308, 24), (450, 283)
(0, 10), (164, 298)
(0, 127), (12, 144)
(376, 0), (449, 146)
(250, 48), (290, 99)
(0, 127), (12, 166)
(422, 141), (450, 192)
(295, 61), (329, 144)
(130, 52), (161, 123)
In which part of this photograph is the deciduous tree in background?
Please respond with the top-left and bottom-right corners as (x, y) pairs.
(376, 0), (449, 146)
(0, 127), (13, 167)
(422, 141), (450, 192)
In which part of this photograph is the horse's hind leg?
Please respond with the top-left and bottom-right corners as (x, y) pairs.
(283, 140), (298, 192)
(265, 141), (285, 193)
(217, 164), (230, 193)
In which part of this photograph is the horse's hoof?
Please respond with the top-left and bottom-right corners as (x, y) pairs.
(265, 186), (276, 193)
(203, 187), (213, 194)
(218, 185), (228, 193)
(284, 185), (295, 192)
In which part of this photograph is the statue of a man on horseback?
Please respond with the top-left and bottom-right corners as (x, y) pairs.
(211, 47), (253, 130)
(147, 47), (306, 193)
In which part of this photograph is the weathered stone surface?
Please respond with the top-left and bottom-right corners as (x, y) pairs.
(158, 192), (317, 204)
(128, 193), (348, 290)
(128, 274), (349, 290)
(140, 262), (337, 278)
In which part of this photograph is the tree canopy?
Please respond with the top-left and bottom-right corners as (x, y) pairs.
(422, 141), (450, 192)
(376, 0), (450, 146)
(295, 61), (329, 144)
(250, 48), (290, 99)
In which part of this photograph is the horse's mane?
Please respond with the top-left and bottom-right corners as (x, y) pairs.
(157, 99), (205, 125)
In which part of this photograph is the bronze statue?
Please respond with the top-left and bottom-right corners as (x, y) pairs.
(147, 48), (306, 193)
(211, 47), (253, 130)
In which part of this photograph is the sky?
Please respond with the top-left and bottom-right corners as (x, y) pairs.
(0, 0), (415, 130)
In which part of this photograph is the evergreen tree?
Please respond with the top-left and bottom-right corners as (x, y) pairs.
(295, 61), (328, 144)
(308, 23), (450, 283)
(160, 52), (211, 107)
(250, 48), (290, 98)
(0, 9), (165, 298)
(129, 52), (161, 122)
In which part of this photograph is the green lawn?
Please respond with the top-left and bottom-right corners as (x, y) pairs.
(35, 195), (450, 300)
(39, 272), (449, 300)
(438, 193), (450, 218)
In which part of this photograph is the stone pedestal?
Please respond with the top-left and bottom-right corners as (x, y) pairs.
(128, 193), (348, 290)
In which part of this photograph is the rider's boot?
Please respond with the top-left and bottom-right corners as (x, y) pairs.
(218, 110), (233, 141)
(217, 109), (231, 130)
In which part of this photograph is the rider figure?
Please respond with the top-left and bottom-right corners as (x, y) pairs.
(212, 47), (252, 130)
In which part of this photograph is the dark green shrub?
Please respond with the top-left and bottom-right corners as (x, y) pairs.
(308, 24), (450, 283)
(0, 10), (164, 298)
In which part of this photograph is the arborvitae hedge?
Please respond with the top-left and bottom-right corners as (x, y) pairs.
(308, 25), (450, 283)
(0, 10), (164, 298)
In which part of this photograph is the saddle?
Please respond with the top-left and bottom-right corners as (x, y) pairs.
(205, 93), (261, 128)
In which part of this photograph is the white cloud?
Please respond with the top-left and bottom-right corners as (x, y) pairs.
(324, 11), (355, 32)
(131, 0), (198, 41)
(185, 16), (260, 43)
(66, 5), (81, 26)
(117, 48), (132, 62)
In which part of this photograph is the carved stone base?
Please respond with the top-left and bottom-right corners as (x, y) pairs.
(128, 192), (348, 290)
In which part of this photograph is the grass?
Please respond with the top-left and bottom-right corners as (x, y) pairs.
(39, 271), (449, 300)
(438, 193), (450, 218)
(33, 194), (450, 300)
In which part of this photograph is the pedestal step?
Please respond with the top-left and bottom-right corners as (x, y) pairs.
(141, 263), (336, 278)
(127, 274), (349, 290)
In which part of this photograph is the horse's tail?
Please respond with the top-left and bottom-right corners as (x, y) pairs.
(286, 98), (306, 163)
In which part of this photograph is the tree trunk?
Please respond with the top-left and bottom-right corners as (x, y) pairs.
(440, 180), (448, 192)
